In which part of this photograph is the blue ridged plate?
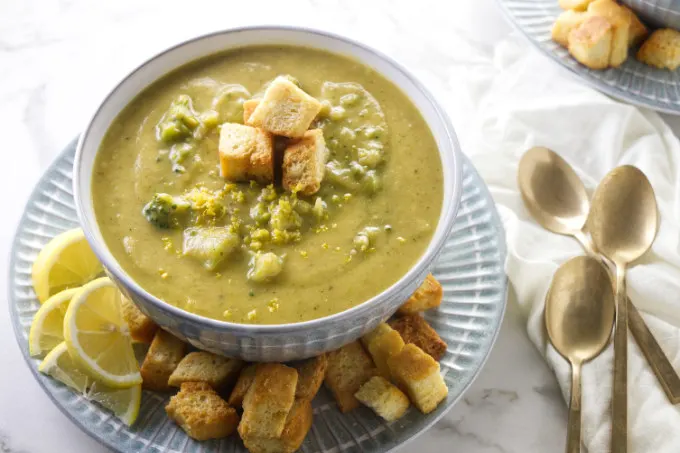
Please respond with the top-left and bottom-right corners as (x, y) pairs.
(8, 139), (507, 453)
(496, 0), (680, 115)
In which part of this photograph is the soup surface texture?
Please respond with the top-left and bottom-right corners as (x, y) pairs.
(93, 46), (443, 324)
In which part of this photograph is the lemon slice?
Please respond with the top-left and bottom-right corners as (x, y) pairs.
(29, 288), (79, 357)
(39, 342), (141, 425)
(63, 278), (142, 388)
(32, 228), (103, 303)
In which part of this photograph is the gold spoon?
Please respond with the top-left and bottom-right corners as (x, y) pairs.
(546, 256), (615, 453)
(518, 147), (680, 405)
(588, 165), (659, 453)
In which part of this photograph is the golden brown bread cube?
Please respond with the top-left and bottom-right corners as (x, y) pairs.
(360, 323), (405, 378)
(247, 76), (322, 138)
(238, 363), (298, 439)
(325, 341), (377, 413)
(552, 10), (588, 48)
(168, 351), (244, 390)
(559, 0), (594, 11)
(121, 296), (158, 344)
(398, 274), (443, 315)
(140, 330), (187, 391)
(228, 364), (257, 407)
(568, 16), (614, 70)
(389, 314), (448, 361)
(355, 376), (410, 422)
(242, 399), (313, 453)
(218, 123), (274, 184)
(387, 344), (448, 414)
(243, 99), (261, 124)
(291, 354), (328, 400)
(586, 0), (631, 67)
(620, 5), (648, 47)
(637, 29), (680, 70)
(282, 129), (328, 196)
(165, 382), (240, 441)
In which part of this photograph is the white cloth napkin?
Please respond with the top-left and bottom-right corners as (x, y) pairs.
(441, 33), (680, 452)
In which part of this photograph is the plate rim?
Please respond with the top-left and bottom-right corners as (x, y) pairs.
(8, 138), (508, 453)
(494, 0), (680, 115)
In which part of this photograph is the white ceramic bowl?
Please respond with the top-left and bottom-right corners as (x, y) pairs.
(74, 26), (463, 361)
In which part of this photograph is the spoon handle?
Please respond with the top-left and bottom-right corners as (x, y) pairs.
(566, 362), (582, 453)
(628, 301), (680, 404)
(612, 266), (628, 453)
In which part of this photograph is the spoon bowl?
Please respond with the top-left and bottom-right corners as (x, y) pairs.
(546, 256), (616, 363)
(587, 165), (659, 266)
(518, 146), (590, 235)
(546, 255), (615, 453)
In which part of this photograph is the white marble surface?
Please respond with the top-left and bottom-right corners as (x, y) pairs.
(3, 0), (677, 451)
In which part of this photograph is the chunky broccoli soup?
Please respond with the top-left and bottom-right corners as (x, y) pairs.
(93, 46), (443, 324)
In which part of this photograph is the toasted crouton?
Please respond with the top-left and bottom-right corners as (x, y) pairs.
(242, 399), (313, 453)
(552, 10), (587, 48)
(360, 323), (405, 378)
(568, 16), (614, 70)
(218, 123), (274, 184)
(228, 364), (257, 407)
(243, 99), (261, 124)
(620, 5), (648, 47)
(388, 344), (448, 414)
(291, 354), (328, 400)
(168, 351), (244, 390)
(165, 382), (240, 441)
(355, 376), (410, 422)
(559, 0), (594, 11)
(121, 296), (158, 344)
(140, 330), (187, 391)
(247, 76), (322, 138)
(637, 29), (680, 70)
(398, 274), (443, 315)
(389, 314), (448, 361)
(325, 341), (377, 413)
(587, 0), (631, 67)
(238, 363), (298, 439)
(282, 129), (328, 195)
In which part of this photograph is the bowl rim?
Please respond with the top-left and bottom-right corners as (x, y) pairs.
(74, 25), (463, 334)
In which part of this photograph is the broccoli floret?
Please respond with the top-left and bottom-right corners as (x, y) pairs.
(183, 227), (240, 270)
(247, 252), (284, 283)
(142, 193), (190, 229)
(250, 201), (271, 225)
(157, 95), (200, 143)
(168, 142), (195, 173)
(293, 199), (313, 215)
(269, 197), (302, 231)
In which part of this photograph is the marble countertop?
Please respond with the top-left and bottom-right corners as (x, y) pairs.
(4, 0), (678, 451)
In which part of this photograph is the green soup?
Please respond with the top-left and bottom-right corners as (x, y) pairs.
(93, 46), (443, 324)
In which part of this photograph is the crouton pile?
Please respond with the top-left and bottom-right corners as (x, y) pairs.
(218, 76), (328, 196)
(123, 273), (449, 452)
(552, 0), (680, 70)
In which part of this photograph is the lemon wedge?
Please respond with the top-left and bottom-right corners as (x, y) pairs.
(32, 228), (103, 303)
(28, 288), (79, 357)
(39, 342), (141, 425)
(63, 278), (142, 388)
